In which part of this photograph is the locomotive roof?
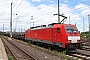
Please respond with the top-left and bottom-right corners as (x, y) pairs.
(53, 24), (77, 28)
(63, 24), (77, 28)
(30, 25), (46, 29)
(29, 23), (77, 30)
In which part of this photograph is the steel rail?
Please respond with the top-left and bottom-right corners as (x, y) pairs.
(1, 36), (37, 60)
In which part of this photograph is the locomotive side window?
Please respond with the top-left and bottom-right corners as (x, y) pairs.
(57, 28), (60, 33)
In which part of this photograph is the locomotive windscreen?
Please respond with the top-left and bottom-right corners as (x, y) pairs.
(65, 26), (78, 32)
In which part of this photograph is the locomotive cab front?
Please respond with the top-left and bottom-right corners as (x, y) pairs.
(64, 25), (81, 53)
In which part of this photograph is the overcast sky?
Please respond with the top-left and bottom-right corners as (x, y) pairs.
(0, 0), (90, 32)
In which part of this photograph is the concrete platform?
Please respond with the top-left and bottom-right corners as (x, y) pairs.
(0, 38), (8, 60)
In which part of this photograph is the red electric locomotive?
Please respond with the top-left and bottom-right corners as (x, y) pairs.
(25, 23), (81, 53)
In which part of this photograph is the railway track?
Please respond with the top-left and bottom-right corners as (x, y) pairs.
(67, 38), (90, 60)
(81, 46), (90, 51)
(82, 38), (90, 46)
(0, 36), (37, 60)
(67, 53), (90, 60)
(1, 36), (64, 60)
(66, 49), (90, 60)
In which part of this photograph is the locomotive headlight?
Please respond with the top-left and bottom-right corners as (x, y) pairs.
(68, 40), (71, 43)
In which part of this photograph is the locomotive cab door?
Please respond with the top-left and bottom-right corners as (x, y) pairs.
(52, 28), (57, 42)
(56, 28), (61, 42)
(52, 28), (62, 47)
(52, 28), (60, 42)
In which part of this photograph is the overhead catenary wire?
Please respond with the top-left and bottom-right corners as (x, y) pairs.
(43, 0), (88, 17)
(15, 0), (90, 25)
(62, 5), (89, 13)
(13, 0), (24, 13)
(11, 0), (90, 31)
(39, 5), (90, 20)
(60, 0), (88, 10)
(31, 0), (89, 22)
(12, 0), (89, 20)
(12, 0), (89, 22)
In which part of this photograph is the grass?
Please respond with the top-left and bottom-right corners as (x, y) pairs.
(5, 48), (8, 54)
(53, 50), (66, 59)
(61, 50), (66, 55)
(5, 48), (14, 60)
(5, 36), (66, 59)
(60, 51), (66, 59)
(60, 53), (66, 59)
(4, 41), (14, 60)
(28, 40), (31, 45)
(8, 55), (13, 60)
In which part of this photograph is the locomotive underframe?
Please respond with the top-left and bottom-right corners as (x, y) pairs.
(66, 43), (82, 53)
(25, 38), (63, 47)
(26, 38), (82, 54)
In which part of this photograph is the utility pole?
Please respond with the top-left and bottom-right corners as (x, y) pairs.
(69, 16), (70, 24)
(75, 22), (76, 26)
(83, 17), (85, 32)
(14, 14), (18, 32)
(88, 14), (90, 38)
(10, 2), (13, 37)
(53, 0), (60, 23)
(33, 22), (34, 27)
(30, 23), (31, 29)
(19, 28), (20, 32)
(3, 24), (4, 35)
(21, 25), (22, 32)
(58, 0), (60, 23)
(31, 16), (34, 27)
